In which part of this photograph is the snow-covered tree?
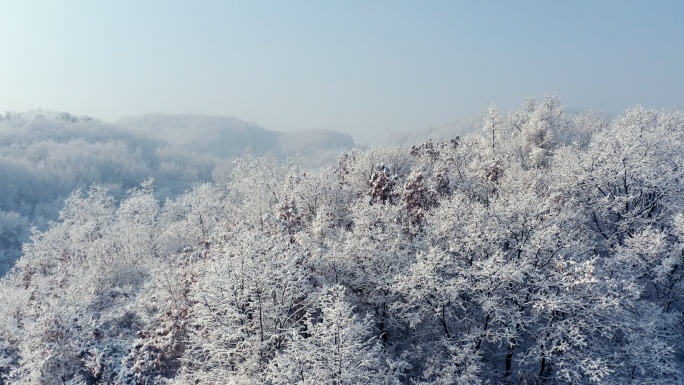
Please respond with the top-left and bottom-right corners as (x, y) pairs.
(177, 229), (312, 384)
(266, 285), (393, 385)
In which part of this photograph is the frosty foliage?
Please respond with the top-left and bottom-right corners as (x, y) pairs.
(1, 97), (684, 384)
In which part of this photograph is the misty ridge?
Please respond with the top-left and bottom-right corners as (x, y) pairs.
(0, 111), (358, 274)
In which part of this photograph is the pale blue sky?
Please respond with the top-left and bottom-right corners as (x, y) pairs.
(1, 1), (682, 143)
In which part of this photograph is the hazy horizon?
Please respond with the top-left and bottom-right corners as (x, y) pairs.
(2, 1), (683, 144)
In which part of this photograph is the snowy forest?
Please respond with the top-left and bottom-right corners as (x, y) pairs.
(0, 111), (353, 274)
(1, 96), (684, 384)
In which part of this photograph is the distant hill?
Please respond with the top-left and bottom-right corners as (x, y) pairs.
(116, 114), (279, 158)
(116, 113), (355, 166)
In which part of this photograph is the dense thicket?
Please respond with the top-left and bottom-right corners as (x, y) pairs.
(1, 97), (683, 384)
(0, 111), (353, 274)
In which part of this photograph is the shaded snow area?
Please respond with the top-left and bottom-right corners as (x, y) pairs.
(2, 97), (684, 384)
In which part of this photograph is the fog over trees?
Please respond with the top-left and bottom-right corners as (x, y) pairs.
(0, 112), (354, 274)
(1, 96), (684, 384)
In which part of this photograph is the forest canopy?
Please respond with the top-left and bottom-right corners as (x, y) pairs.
(1, 97), (683, 384)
